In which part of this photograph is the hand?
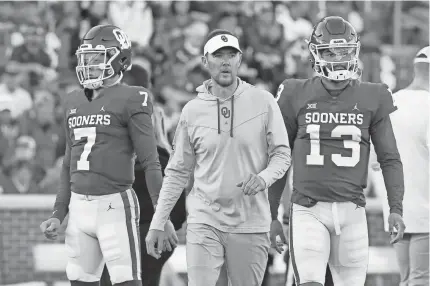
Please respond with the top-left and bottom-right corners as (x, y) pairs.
(40, 218), (61, 240)
(164, 220), (179, 252)
(145, 229), (166, 259)
(388, 213), (406, 244)
(237, 174), (266, 196)
(270, 220), (287, 254)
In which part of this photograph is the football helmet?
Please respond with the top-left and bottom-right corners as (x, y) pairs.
(75, 25), (132, 89)
(308, 16), (360, 81)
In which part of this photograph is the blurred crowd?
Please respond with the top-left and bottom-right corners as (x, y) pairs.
(0, 0), (428, 195)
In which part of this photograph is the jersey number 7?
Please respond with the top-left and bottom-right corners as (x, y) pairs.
(74, 127), (96, 171)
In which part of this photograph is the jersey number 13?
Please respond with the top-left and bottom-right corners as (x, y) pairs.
(306, 124), (361, 167)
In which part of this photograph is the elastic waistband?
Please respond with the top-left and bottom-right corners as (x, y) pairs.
(71, 189), (132, 201)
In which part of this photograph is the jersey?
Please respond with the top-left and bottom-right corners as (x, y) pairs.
(277, 77), (397, 206)
(63, 84), (159, 196)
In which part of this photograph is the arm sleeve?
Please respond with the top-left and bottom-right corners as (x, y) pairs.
(258, 92), (292, 188)
(125, 90), (163, 207)
(51, 117), (72, 224)
(281, 166), (293, 224)
(267, 81), (297, 220)
(268, 166), (288, 220)
(149, 108), (195, 231)
(276, 81), (298, 148)
(370, 116), (404, 216)
(268, 164), (294, 222)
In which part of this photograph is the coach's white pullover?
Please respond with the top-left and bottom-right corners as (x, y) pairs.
(150, 78), (291, 233)
(372, 89), (429, 233)
(390, 89), (429, 233)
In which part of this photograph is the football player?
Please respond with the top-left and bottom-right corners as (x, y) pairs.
(39, 25), (176, 286)
(269, 16), (406, 286)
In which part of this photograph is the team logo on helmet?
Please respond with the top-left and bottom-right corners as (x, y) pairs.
(113, 29), (131, 49)
(221, 35), (228, 42)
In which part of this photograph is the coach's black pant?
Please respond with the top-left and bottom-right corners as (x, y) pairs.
(100, 222), (174, 286)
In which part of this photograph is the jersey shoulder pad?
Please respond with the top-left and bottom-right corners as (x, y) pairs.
(275, 78), (308, 112)
(378, 82), (394, 98)
(275, 78), (307, 101)
(367, 82), (394, 105)
(61, 88), (84, 110)
(359, 81), (392, 94)
(123, 85), (154, 116)
(361, 82), (396, 122)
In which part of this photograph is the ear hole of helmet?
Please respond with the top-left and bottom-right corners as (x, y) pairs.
(119, 57), (128, 69)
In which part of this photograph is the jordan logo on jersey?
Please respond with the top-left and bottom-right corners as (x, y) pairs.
(107, 203), (115, 211)
(70, 108), (77, 115)
(100, 106), (105, 112)
(353, 103), (360, 111)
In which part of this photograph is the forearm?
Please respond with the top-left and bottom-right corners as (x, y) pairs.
(259, 146), (291, 188)
(51, 163), (71, 223)
(170, 190), (187, 230)
(149, 109), (194, 231)
(149, 166), (191, 231)
(144, 168), (163, 208)
(268, 171), (288, 220)
(379, 159), (404, 215)
(371, 117), (404, 215)
(260, 98), (292, 187)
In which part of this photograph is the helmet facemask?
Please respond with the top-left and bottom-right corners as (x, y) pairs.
(309, 39), (360, 81)
(75, 44), (123, 89)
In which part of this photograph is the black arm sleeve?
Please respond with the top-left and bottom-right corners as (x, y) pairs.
(370, 116), (404, 216)
(51, 140), (71, 223)
(268, 81), (298, 219)
(276, 81), (298, 149)
(129, 112), (162, 207)
(269, 171), (287, 220)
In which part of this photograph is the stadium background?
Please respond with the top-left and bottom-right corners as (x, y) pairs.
(0, 1), (428, 286)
